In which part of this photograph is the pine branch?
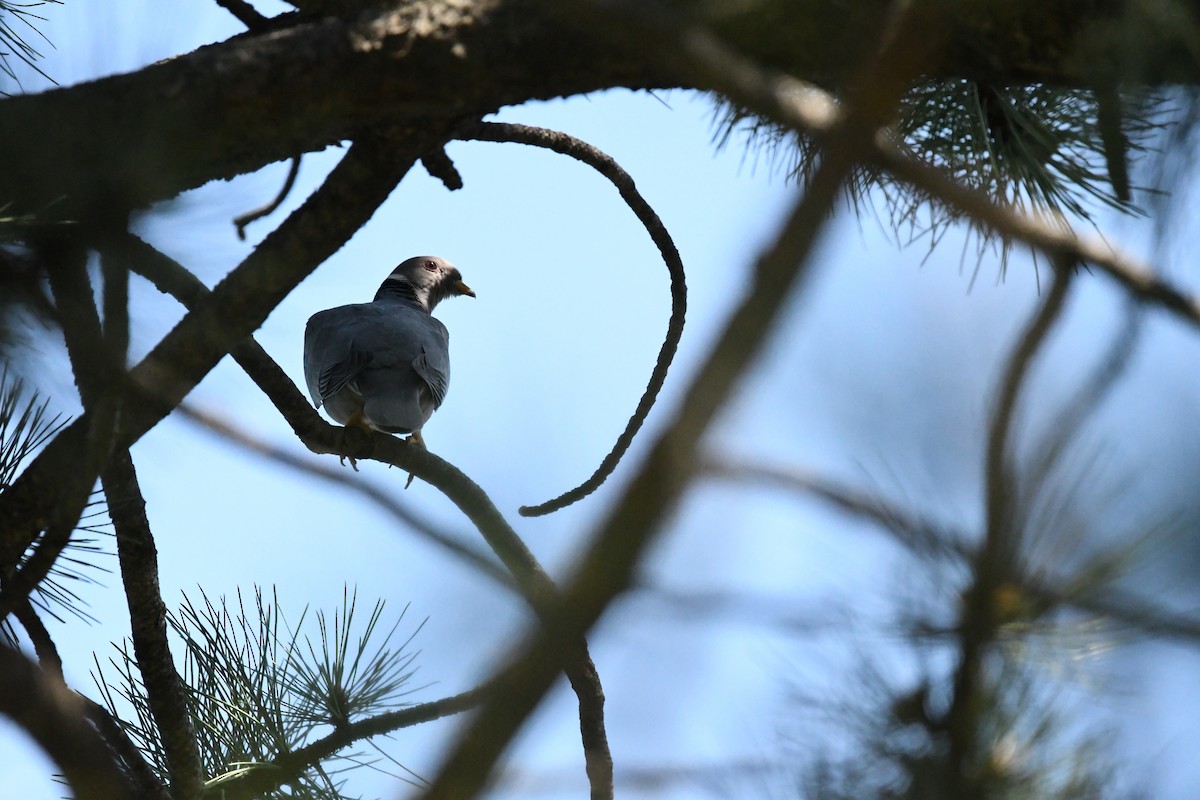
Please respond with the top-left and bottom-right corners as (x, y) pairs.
(213, 684), (490, 800)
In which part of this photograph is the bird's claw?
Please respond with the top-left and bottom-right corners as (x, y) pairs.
(402, 430), (426, 489)
(338, 454), (360, 472)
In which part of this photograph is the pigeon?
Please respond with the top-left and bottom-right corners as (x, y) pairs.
(303, 256), (474, 471)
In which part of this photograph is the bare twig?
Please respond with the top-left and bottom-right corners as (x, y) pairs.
(456, 121), (688, 517)
(233, 156), (301, 240)
(0, 643), (136, 800)
(421, 146), (463, 191)
(213, 0), (269, 31)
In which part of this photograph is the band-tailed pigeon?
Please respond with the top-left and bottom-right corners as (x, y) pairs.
(304, 256), (474, 465)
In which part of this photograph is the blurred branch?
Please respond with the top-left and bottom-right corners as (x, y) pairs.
(662, 24), (1200, 333)
(233, 156), (301, 239)
(0, 244), (117, 622)
(0, 642), (136, 800)
(455, 121), (688, 518)
(702, 458), (969, 562)
(213, 683), (490, 800)
(946, 261), (1075, 794)
(417, 4), (933, 779)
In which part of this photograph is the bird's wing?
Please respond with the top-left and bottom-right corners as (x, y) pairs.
(303, 306), (376, 406)
(412, 340), (451, 412)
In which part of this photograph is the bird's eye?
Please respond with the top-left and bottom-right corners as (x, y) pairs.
(423, 260), (438, 271)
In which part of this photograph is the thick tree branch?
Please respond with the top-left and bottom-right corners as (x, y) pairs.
(43, 239), (203, 797)
(456, 121), (687, 518)
(3, 1), (1195, 219)
(0, 1), (659, 218)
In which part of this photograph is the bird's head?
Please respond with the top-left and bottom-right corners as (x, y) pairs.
(375, 255), (475, 311)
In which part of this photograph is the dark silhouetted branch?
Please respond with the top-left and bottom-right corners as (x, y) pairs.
(457, 121), (688, 519)
(214, 0), (270, 31)
(233, 156), (301, 240)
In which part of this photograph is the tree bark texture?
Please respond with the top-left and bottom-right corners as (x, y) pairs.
(2, 0), (1197, 220)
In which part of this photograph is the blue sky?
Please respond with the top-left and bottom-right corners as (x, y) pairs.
(5, 2), (1200, 798)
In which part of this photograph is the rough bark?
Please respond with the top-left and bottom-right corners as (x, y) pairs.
(2, 0), (1198, 220)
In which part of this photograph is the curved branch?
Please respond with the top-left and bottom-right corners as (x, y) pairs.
(456, 121), (688, 517)
(233, 156), (302, 240)
(418, 10), (931, 793)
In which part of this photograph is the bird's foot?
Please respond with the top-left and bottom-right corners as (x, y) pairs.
(403, 430), (426, 489)
(338, 411), (372, 471)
